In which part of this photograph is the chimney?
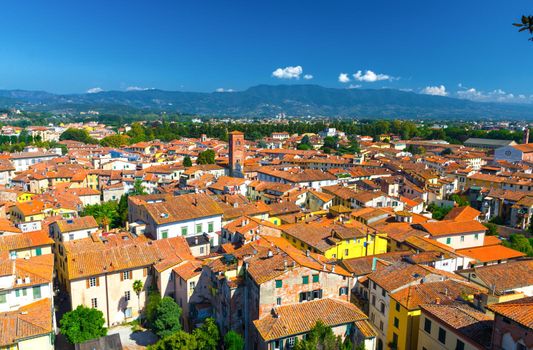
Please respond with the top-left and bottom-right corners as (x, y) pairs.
(523, 128), (530, 144)
(435, 297), (441, 305)
(305, 249), (310, 257)
(267, 250), (273, 258)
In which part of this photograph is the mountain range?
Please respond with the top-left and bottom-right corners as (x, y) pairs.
(0, 84), (531, 119)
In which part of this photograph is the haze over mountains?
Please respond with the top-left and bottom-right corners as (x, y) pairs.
(0, 84), (530, 119)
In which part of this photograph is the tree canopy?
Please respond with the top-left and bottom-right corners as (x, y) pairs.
(148, 318), (220, 350)
(224, 330), (245, 350)
(513, 15), (533, 41)
(59, 128), (98, 144)
(197, 149), (216, 165)
(293, 321), (351, 350)
(152, 297), (183, 338)
(60, 305), (107, 344)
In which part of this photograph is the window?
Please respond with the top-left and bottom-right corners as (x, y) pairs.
(381, 288), (386, 297)
(35, 247), (42, 256)
(371, 295), (376, 306)
(424, 318), (432, 333)
(456, 339), (465, 350)
(276, 297), (281, 306)
(69, 234), (74, 241)
(161, 230), (168, 239)
(474, 233), (479, 240)
(15, 289), (20, 297)
(0, 292), (6, 304)
(339, 287), (348, 296)
(125, 291), (131, 301)
(379, 302), (385, 314)
(394, 317), (399, 328)
(287, 337), (295, 349)
(446, 237), (451, 244)
(196, 224), (202, 234)
(373, 281), (377, 290)
(438, 327), (446, 344)
(22, 288), (27, 296)
(122, 271), (132, 280)
(302, 276), (309, 285)
(91, 298), (98, 308)
(395, 301), (400, 312)
(189, 281), (196, 290)
(89, 277), (97, 287)
(181, 227), (188, 236)
(125, 307), (132, 318)
(275, 280), (282, 288)
(200, 247), (205, 255)
(344, 249), (349, 256)
(32, 286), (41, 299)
(379, 321), (384, 331)
(312, 274), (319, 283)
(208, 221), (214, 233)
(392, 333), (398, 348)
(460, 235), (465, 242)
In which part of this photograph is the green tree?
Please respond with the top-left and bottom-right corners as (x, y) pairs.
(100, 134), (130, 147)
(131, 179), (147, 195)
(127, 122), (147, 143)
(59, 128), (98, 144)
(503, 234), (533, 257)
(149, 330), (197, 350)
(450, 194), (469, 207)
(293, 321), (351, 350)
(197, 149), (216, 165)
(115, 194), (129, 227)
(483, 222), (498, 236)
(513, 15), (533, 41)
(152, 297), (182, 338)
(183, 156), (193, 167)
(133, 280), (144, 319)
(224, 330), (244, 350)
(145, 290), (161, 328)
(193, 318), (219, 350)
(60, 305), (107, 344)
(426, 204), (453, 220)
(82, 202), (119, 229)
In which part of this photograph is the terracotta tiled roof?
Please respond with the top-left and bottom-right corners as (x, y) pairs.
(390, 279), (484, 310)
(456, 245), (525, 264)
(143, 193), (223, 224)
(341, 252), (406, 276)
(444, 206), (481, 221)
(0, 231), (53, 252)
(65, 234), (194, 279)
(0, 299), (53, 347)
(419, 220), (486, 237)
(464, 259), (533, 294)
(0, 254), (54, 287)
(56, 216), (98, 233)
(487, 296), (533, 329)
(253, 298), (367, 341)
(420, 304), (493, 348)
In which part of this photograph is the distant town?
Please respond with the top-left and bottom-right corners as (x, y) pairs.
(0, 117), (531, 350)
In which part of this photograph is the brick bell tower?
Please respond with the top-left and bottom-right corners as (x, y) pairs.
(228, 131), (245, 177)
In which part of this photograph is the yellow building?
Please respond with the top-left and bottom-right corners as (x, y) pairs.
(16, 192), (35, 203)
(387, 280), (481, 350)
(281, 221), (387, 260)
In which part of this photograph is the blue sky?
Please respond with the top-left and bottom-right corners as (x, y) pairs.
(0, 0), (532, 103)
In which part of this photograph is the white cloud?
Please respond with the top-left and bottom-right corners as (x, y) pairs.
(126, 86), (150, 91)
(303, 74), (313, 80)
(353, 70), (392, 82)
(456, 86), (533, 103)
(86, 87), (103, 94)
(338, 73), (350, 83)
(215, 88), (235, 93)
(272, 66), (303, 79)
(421, 85), (448, 96)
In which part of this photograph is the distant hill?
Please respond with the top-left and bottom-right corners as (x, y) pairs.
(0, 84), (531, 119)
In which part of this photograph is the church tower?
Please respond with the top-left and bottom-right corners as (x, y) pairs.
(523, 127), (530, 144)
(228, 131), (245, 177)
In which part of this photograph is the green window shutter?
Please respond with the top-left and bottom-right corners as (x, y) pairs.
(33, 286), (41, 299)
(275, 280), (282, 288)
(196, 224), (202, 234)
(181, 227), (188, 236)
(36, 247), (42, 256)
(312, 274), (319, 283)
(208, 222), (214, 233)
(0, 292), (6, 303)
(302, 276), (309, 285)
